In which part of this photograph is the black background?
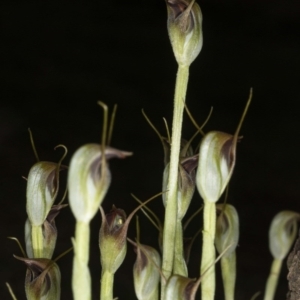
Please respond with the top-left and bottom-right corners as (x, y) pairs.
(1, 0), (300, 299)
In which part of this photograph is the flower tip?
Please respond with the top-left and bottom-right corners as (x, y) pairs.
(99, 206), (128, 274)
(166, 0), (203, 66)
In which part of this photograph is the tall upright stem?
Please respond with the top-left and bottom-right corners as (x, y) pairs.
(72, 221), (91, 300)
(161, 64), (189, 299)
(201, 201), (216, 300)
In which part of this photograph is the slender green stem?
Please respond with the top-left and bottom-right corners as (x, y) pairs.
(221, 252), (236, 300)
(263, 258), (282, 300)
(161, 64), (189, 299)
(6, 282), (18, 300)
(72, 221), (91, 300)
(31, 225), (44, 258)
(173, 219), (188, 276)
(100, 270), (114, 300)
(201, 201), (216, 300)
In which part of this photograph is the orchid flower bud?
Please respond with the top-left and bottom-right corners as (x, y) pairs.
(99, 206), (128, 274)
(68, 144), (132, 223)
(264, 211), (300, 300)
(196, 91), (252, 204)
(165, 274), (200, 300)
(42, 204), (67, 259)
(129, 240), (161, 300)
(166, 0), (203, 66)
(196, 131), (238, 203)
(99, 196), (159, 299)
(176, 155), (198, 220)
(269, 211), (300, 260)
(99, 193), (159, 275)
(25, 204), (67, 259)
(216, 204), (239, 300)
(215, 204), (239, 257)
(162, 159), (197, 220)
(163, 139), (198, 219)
(15, 256), (61, 300)
(26, 162), (62, 226)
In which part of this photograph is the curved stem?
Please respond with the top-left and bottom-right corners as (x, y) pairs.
(161, 64), (189, 299)
(6, 282), (18, 300)
(72, 221), (91, 300)
(264, 258), (282, 300)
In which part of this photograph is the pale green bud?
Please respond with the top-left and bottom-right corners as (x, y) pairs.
(215, 204), (239, 257)
(196, 131), (238, 203)
(165, 274), (200, 300)
(130, 241), (161, 300)
(68, 144), (132, 222)
(162, 140), (198, 219)
(26, 162), (61, 226)
(166, 0), (203, 66)
(42, 204), (67, 259)
(269, 211), (300, 260)
(99, 196), (158, 274)
(196, 89), (253, 203)
(177, 155), (198, 219)
(15, 256), (61, 300)
(99, 206), (128, 274)
(163, 162), (196, 219)
(25, 205), (67, 259)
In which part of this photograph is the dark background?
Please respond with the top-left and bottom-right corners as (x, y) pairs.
(1, 0), (300, 299)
